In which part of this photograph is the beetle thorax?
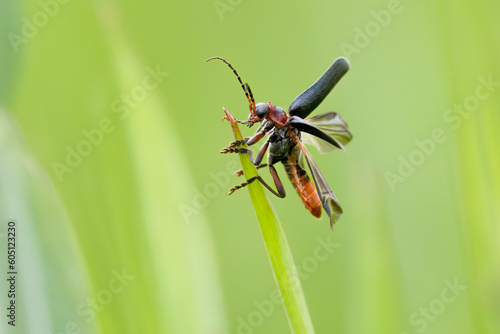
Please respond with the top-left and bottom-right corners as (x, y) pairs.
(269, 104), (289, 128)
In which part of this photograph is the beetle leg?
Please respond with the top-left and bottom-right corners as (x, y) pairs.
(251, 140), (269, 165)
(228, 128), (266, 148)
(220, 124), (268, 153)
(227, 163), (286, 198)
(229, 140), (269, 175)
(245, 130), (266, 146)
(221, 136), (269, 164)
(230, 138), (268, 163)
(266, 165), (286, 198)
(219, 138), (248, 152)
(223, 115), (248, 125)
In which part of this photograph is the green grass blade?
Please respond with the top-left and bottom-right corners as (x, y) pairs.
(95, 4), (228, 333)
(223, 109), (315, 334)
(0, 110), (97, 334)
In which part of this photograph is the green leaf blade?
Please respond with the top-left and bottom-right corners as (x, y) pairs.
(223, 109), (315, 334)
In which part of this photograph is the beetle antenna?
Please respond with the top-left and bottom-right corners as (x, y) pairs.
(245, 83), (256, 112)
(205, 57), (256, 115)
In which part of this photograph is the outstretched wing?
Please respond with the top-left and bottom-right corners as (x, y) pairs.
(301, 112), (352, 154)
(293, 134), (343, 230)
(288, 57), (350, 119)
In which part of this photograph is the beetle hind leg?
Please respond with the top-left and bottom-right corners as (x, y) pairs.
(227, 175), (285, 198)
(227, 164), (286, 198)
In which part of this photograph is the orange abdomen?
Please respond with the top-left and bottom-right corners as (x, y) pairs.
(284, 159), (322, 218)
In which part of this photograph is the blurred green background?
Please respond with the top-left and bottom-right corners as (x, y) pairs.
(1, 0), (499, 333)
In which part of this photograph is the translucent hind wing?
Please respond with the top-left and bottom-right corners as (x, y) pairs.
(301, 112), (352, 154)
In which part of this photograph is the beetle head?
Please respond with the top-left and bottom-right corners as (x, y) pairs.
(247, 102), (288, 128)
(246, 102), (271, 126)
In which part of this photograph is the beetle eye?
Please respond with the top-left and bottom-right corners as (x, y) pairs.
(255, 102), (270, 118)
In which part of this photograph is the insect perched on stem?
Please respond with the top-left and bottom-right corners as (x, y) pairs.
(206, 56), (352, 229)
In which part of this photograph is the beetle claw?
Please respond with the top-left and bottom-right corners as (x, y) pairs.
(219, 138), (249, 154)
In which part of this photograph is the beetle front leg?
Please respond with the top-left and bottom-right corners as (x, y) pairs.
(220, 123), (268, 153)
(246, 140), (268, 165)
(245, 130), (266, 146)
(220, 130), (265, 151)
(233, 140), (269, 176)
(221, 134), (269, 164)
(230, 138), (268, 171)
